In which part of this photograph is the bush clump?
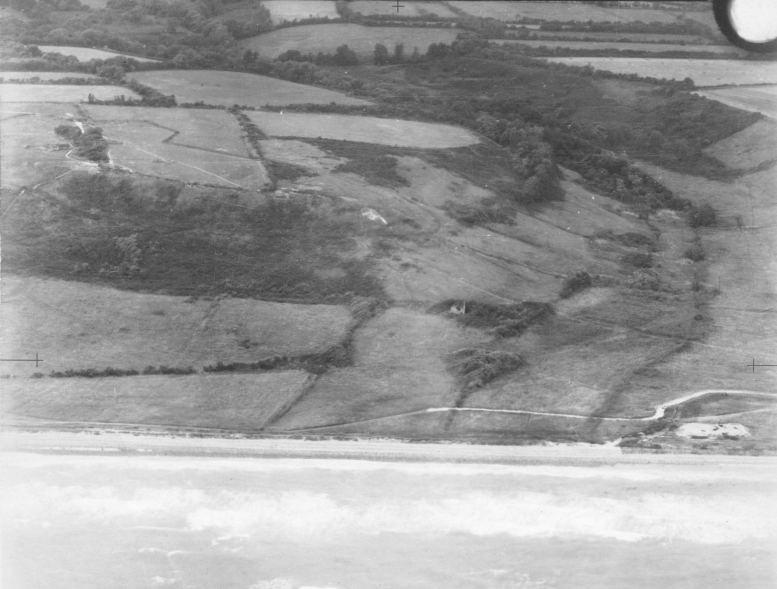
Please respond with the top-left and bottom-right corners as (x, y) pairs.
(684, 244), (705, 262)
(559, 271), (592, 299)
(432, 300), (554, 337)
(621, 252), (653, 268)
(688, 203), (716, 228)
(141, 365), (197, 375)
(49, 367), (140, 377)
(448, 348), (525, 391)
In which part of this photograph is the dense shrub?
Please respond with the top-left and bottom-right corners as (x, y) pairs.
(688, 203), (717, 228)
(49, 367), (140, 377)
(433, 300), (554, 337)
(621, 252), (653, 268)
(684, 244), (705, 262)
(448, 348), (525, 391)
(559, 271), (592, 299)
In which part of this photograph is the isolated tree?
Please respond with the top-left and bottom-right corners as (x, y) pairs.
(373, 43), (389, 65)
(392, 42), (404, 63)
(333, 44), (358, 66)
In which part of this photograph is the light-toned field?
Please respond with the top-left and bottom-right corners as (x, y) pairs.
(128, 69), (370, 106)
(0, 83), (138, 103)
(1, 371), (310, 429)
(451, 1), (680, 23)
(528, 31), (709, 43)
(697, 85), (777, 120)
(0, 102), (95, 188)
(240, 24), (459, 58)
(545, 57), (777, 86)
(704, 119), (777, 169)
(0, 71), (100, 80)
(271, 307), (489, 430)
(262, 0), (338, 22)
(259, 138), (346, 173)
(495, 39), (742, 55)
(80, 104), (270, 187)
(350, 1), (455, 17)
(245, 111), (480, 148)
(37, 45), (159, 62)
(0, 275), (351, 377)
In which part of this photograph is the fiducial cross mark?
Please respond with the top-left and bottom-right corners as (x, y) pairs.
(0, 352), (43, 367)
(749, 357), (777, 373)
(393, 0), (404, 13)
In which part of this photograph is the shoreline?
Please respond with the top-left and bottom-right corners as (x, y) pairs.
(4, 430), (777, 466)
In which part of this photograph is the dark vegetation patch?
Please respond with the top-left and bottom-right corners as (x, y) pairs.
(2, 172), (386, 303)
(335, 153), (408, 188)
(447, 348), (525, 393)
(559, 270), (592, 299)
(54, 123), (108, 161)
(684, 243), (705, 262)
(263, 159), (313, 184)
(593, 229), (656, 249)
(621, 251), (653, 269)
(688, 203), (717, 228)
(49, 367), (140, 377)
(430, 299), (554, 337)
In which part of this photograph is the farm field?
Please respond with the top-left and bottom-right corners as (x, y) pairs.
(704, 119), (777, 169)
(545, 57), (777, 86)
(127, 69), (371, 106)
(37, 45), (159, 62)
(525, 31), (710, 43)
(494, 39), (742, 55)
(271, 307), (490, 430)
(262, 0), (338, 22)
(240, 24), (459, 59)
(0, 83), (137, 103)
(450, 1), (680, 23)
(0, 274), (351, 377)
(81, 104), (271, 188)
(0, 71), (99, 80)
(85, 105), (253, 157)
(245, 111), (480, 148)
(0, 102), (87, 188)
(696, 85), (777, 120)
(350, 1), (456, 17)
(1, 371), (310, 429)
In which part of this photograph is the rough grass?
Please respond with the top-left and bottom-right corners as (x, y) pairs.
(0, 274), (351, 377)
(2, 172), (386, 304)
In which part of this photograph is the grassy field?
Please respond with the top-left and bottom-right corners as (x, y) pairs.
(2, 371), (311, 430)
(0, 83), (138, 103)
(83, 105), (270, 188)
(0, 102), (93, 188)
(262, 0), (339, 22)
(128, 69), (371, 106)
(350, 1), (456, 17)
(450, 1), (681, 23)
(259, 138), (347, 174)
(0, 274), (351, 377)
(240, 24), (459, 59)
(495, 40), (741, 55)
(697, 86), (777, 120)
(545, 57), (777, 86)
(0, 71), (100, 80)
(37, 45), (160, 62)
(704, 120), (777, 169)
(246, 111), (480, 147)
(271, 307), (489, 430)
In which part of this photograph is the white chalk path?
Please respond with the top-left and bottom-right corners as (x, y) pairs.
(283, 389), (777, 432)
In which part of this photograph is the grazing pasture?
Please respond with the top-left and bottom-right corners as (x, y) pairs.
(240, 24), (459, 59)
(82, 105), (270, 188)
(450, 1), (680, 23)
(704, 120), (777, 169)
(0, 83), (137, 103)
(2, 371), (310, 429)
(495, 39), (742, 55)
(37, 45), (160, 62)
(246, 111), (480, 148)
(545, 57), (777, 86)
(697, 85), (777, 120)
(262, 0), (338, 22)
(0, 71), (100, 81)
(350, 1), (455, 17)
(128, 69), (371, 106)
(0, 274), (351, 377)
